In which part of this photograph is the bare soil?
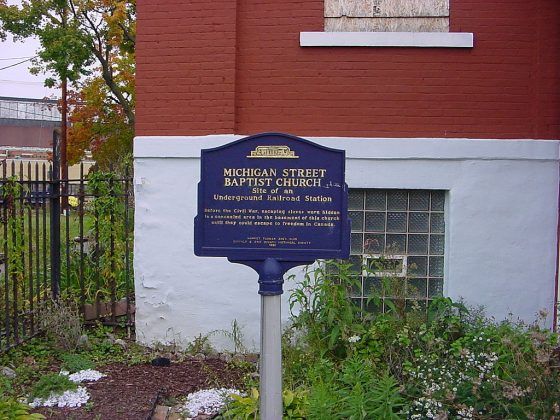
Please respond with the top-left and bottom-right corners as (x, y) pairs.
(33, 357), (250, 420)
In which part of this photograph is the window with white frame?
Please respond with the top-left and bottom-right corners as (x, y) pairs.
(347, 189), (445, 313)
(324, 0), (449, 32)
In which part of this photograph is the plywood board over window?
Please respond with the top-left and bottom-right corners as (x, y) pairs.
(325, 0), (450, 32)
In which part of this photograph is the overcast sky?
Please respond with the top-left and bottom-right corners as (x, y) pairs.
(0, 0), (58, 99)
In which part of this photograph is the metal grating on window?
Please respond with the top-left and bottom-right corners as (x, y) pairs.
(347, 189), (445, 313)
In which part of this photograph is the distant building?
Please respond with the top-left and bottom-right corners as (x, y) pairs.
(0, 96), (60, 156)
(0, 97), (94, 178)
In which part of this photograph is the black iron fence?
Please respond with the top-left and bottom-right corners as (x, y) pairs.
(0, 154), (134, 352)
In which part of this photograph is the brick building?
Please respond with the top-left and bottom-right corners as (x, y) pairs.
(0, 96), (59, 155)
(133, 0), (560, 349)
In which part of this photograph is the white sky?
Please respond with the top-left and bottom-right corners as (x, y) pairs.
(0, 0), (59, 99)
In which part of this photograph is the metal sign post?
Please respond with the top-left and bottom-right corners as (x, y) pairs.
(260, 292), (282, 419)
(230, 258), (312, 419)
(195, 133), (350, 419)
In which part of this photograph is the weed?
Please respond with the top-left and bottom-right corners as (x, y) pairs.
(84, 400), (95, 412)
(212, 320), (248, 354)
(186, 333), (214, 355)
(38, 299), (83, 351)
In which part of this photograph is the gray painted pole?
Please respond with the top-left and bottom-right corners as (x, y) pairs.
(260, 294), (282, 419)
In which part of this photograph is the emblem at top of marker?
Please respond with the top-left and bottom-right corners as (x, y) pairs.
(248, 145), (299, 159)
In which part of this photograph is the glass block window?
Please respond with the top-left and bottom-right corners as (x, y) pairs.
(348, 189), (445, 313)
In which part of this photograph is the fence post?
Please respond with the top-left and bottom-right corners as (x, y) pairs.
(50, 129), (61, 300)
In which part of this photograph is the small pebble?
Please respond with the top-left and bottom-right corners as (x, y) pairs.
(64, 369), (106, 383)
(1, 366), (16, 378)
(183, 388), (243, 417)
(28, 370), (105, 408)
(29, 386), (90, 408)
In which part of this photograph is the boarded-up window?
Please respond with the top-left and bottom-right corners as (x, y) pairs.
(325, 0), (449, 32)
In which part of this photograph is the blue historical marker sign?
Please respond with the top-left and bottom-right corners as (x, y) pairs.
(194, 133), (350, 418)
(194, 133), (350, 261)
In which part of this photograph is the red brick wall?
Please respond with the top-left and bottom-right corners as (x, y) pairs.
(136, 0), (238, 135)
(136, 0), (560, 139)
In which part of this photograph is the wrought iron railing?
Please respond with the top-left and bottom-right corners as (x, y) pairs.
(0, 144), (133, 352)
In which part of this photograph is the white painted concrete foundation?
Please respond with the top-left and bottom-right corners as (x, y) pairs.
(133, 135), (559, 350)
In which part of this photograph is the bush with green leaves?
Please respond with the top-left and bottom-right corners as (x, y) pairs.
(58, 169), (132, 305)
(394, 299), (560, 419)
(0, 338), (59, 400)
(86, 170), (129, 301)
(29, 373), (77, 401)
(38, 299), (83, 351)
(0, 177), (31, 325)
(305, 355), (405, 419)
(59, 353), (95, 373)
(220, 387), (309, 420)
(0, 398), (44, 420)
(288, 260), (363, 360)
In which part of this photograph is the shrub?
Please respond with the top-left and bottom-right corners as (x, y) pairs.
(220, 388), (309, 419)
(60, 353), (95, 373)
(284, 260), (560, 419)
(29, 373), (77, 401)
(0, 398), (45, 420)
(288, 260), (363, 360)
(38, 300), (83, 351)
(305, 356), (405, 419)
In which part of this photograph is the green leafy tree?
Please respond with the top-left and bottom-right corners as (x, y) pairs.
(0, 0), (136, 168)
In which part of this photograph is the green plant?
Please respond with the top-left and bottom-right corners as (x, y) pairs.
(400, 306), (560, 419)
(60, 353), (95, 373)
(220, 387), (309, 420)
(87, 170), (129, 303)
(73, 324), (131, 365)
(282, 388), (308, 419)
(213, 319), (248, 354)
(0, 397), (45, 420)
(289, 260), (363, 359)
(329, 357), (405, 419)
(29, 373), (77, 401)
(364, 373), (405, 419)
(60, 240), (101, 303)
(285, 259), (560, 419)
(186, 333), (214, 355)
(307, 380), (337, 419)
(282, 327), (318, 389)
(84, 400), (95, 412)
(221, 387), (258, 419)
(0, 177), (32, 323)
(0, 338), (59, 399)
(0, 374), (13, 395)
